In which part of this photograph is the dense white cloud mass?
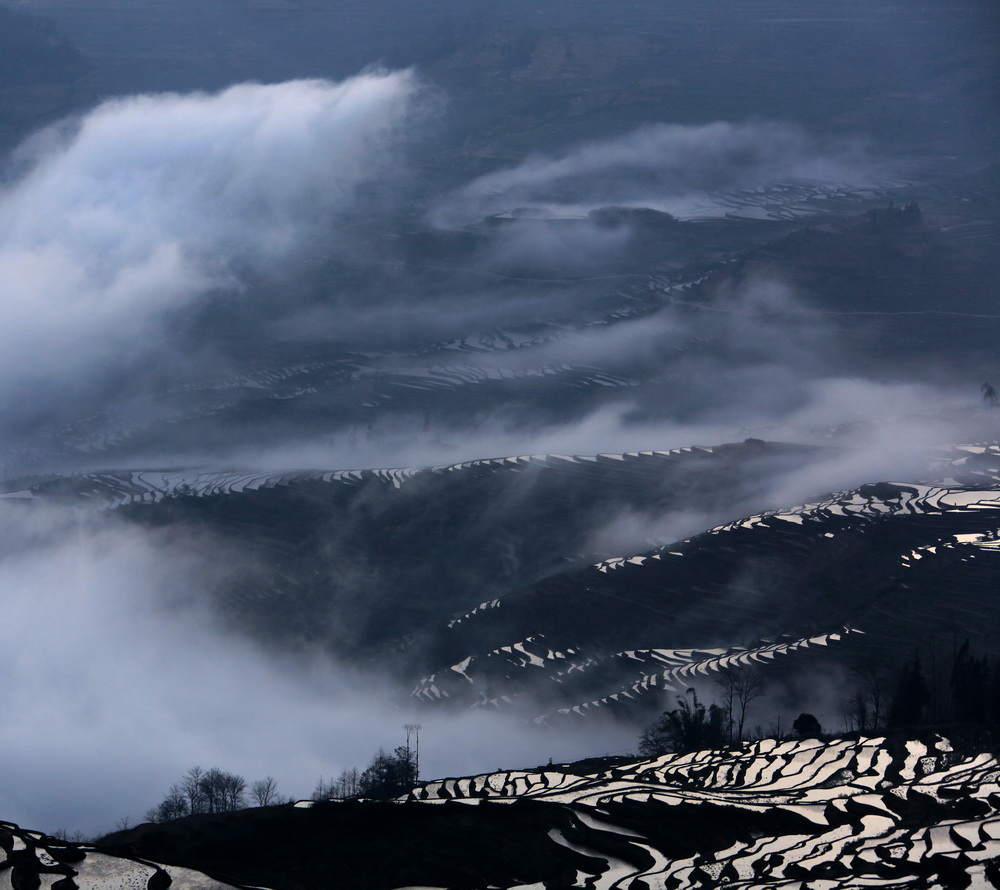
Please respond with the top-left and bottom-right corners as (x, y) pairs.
(0, 72), (419, 400)
(433, 121), (873, 225)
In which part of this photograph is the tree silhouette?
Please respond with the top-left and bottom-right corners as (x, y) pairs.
(357, 746), (418, 798)
(251, 777), (280, 807)
(888, 653), (931, 728)
(179, 766), (206, 815)
(849, 660), (886, 731)
(144, 766), (251, 823)
(716, 667), (766, 741)
(639, 688), (728, 756)
(792, 713), (822, 738)
(951, 639), (989, 724)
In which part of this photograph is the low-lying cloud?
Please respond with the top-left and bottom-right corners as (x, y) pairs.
(0, 72), (420, 412)
(0, 501), (636, 836)
(432, 120), (873, 226)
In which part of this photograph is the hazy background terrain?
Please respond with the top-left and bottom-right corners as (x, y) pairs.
(0, 0), (997, 836)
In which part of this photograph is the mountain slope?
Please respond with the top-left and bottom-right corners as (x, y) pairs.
(93, 734), (1000, 890)
(9, 439), (1000, 726)
(412, 446), (1000, 721)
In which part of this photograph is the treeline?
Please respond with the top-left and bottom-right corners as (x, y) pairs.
(639, 667), (769, 757)
(312, 745), (417, 802)
(867, 201), (922, 232)
(144, 767), (287, 823)
(831, 640), (1000, 734)
(640, 639), (1000, 756)
(143, 736), (420, 825)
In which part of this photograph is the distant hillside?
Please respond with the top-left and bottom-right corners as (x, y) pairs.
(0, 5), (93, 150)
(696, 203), (1000, 378)
(20, 0), (1000, 176)
(13, 437), (1000, 729)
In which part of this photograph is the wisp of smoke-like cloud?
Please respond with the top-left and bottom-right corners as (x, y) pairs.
(432, 120), (872, 226)
(0, 72), (419, 410)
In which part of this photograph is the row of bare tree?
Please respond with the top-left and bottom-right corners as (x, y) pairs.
(143, 729), (421, 825)
(841, 641), (1000, 733)
(144, 767), (285, 823)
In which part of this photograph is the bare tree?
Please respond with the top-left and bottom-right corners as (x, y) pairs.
(312, 776), (337, 801)
(717, 667), (766, 741)
(51, 828), (88, 843)
(180, 766), (206, 815)
(844, 690), (871, 732)
(403, 723), (421, 781)
(851, 661), (886, 731)
(216, 770), (247, 812)
(200, 768), (223, 813)
(335, 767), (360, 799)
(839, 662), (888, 732)
(714, 674), (737, 743)
(146, 784), (188, 823)
(188, 768), (246, 813)
(144, 766), (249, 825)
(251, 777), (279, 807)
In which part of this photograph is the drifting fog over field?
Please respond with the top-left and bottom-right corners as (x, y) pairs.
(0, 500), (644, 833)
(0, 71), (974, 466)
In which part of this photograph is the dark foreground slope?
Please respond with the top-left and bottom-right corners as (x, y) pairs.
(90, 735), (1000, 890)
(0, 820), (236, 889)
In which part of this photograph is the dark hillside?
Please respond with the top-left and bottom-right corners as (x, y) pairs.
(695, 204), (1000, 378)
(408, 451), (1000, 721)
(57, 442), (822, 665)
(92, 735), (1000, 890)
(21, 441), (1000, 727)
(98, 798), (654, 890)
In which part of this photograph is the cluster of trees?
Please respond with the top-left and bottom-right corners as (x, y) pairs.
(313, 767), (360, 801)
(867, 201), (922, 231)
(144, 729), (421, 825)
(639, 688), (728, 756)
(312, 745), (418, 801)
(638, 685), (825, 756)
(144, 767), (286, 823)
(640, 639), (1000, 756)
(640, 666), (771, 756)
(950, 641), (1000, 723)
(837, 642), (1000, 734)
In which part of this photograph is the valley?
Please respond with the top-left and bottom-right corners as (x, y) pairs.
(0, 0), (999, 883)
